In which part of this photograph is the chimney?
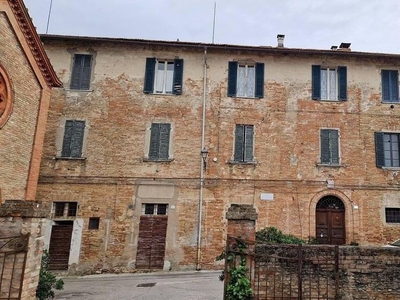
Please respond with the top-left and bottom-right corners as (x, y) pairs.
(277, 34), (285, 47)
(331, 45), (338, 50)
(338, 42), (351, 51)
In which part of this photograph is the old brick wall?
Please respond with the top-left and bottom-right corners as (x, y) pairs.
(37, 36), (400, 273)
(0, 11), (42, 200)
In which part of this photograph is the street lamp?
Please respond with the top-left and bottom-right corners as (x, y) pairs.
(200, 148), (209, 170)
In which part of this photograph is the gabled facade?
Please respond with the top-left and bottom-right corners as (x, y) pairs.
(0, 0), (61, 202)
(37, 34), (400, 273)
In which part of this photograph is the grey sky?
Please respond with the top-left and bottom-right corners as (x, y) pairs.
(24, 0), (400, 54)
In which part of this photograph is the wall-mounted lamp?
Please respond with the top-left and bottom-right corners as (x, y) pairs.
(200, 148), (209, 170)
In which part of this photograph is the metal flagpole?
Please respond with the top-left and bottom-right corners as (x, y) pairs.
(46, 0), (53, 34)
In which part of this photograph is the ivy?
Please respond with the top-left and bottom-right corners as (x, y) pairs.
(36, 250), (64, 300)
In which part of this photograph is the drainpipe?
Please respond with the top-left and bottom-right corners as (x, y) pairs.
(196, 47), (207, 270)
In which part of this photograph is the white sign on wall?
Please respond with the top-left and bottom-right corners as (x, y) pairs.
(260, 193), (274, 201)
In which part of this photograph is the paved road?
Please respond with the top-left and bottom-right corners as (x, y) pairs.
(55, 270), (224, 300)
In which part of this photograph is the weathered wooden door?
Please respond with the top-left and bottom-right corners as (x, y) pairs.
(136, 215), (168, 270)
(316, 196), (345, 245)
(48, 222), (73, 270)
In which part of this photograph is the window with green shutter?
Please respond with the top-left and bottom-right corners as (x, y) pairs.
(381, 70), (399, 103)
(312, 65), (347, 101)
(375, 132), (400, 167)
(61, 120), (86, 158)
(320, 129), (339, 164)
(234, 125), (254, 162)
(70, 54), (93, 90)
(143, 58), (183, 95)
(149, 123), (171, 160)
(228, 62), (264, 98)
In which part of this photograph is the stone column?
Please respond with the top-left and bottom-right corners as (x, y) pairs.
(0, 200), (50, 300)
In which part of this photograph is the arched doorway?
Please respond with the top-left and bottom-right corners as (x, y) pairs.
(316, 196), (345, 245)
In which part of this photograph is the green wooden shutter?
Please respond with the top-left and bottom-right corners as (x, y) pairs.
(70, 55), (83, 89)
(149, 123), (160, 159)
(173, 59), (183, 95)
(375, 132), (385, 167)
(330, 130), (339, 164)
(391, 71), (399, 102)
(382, 70), (390, 101)
(80, 55), (92, 90)
(320, 129), (330, 163)
(255, 63), (264, 98)
(61, 120), (74, 157)
(70, 121), (85, 157)
(234, 125), (244, 161)
(244, 125), (254, 162)
(144, 58), (156, 94)
(228, 61), (238, 97)
(337, 66), (347, 101)
(158, 123), (171, 159)
(312, 65), (321, 100)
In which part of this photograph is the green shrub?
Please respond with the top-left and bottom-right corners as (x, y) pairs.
(36, 250), (64, 300)
(256, 227), (306, 244)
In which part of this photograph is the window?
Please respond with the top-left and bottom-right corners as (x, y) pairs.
(312, 65), (347, 101)
(52, 202), (78, 218)
(228, 62), (264, 98)
(142, 204), (168, 215)
(320, 129), (339, 164)
(143, 58), (183, 94)
(148, 123), (171, 160)
(375, 132), (400, 167)
(70, 54), (93, 90)
(88, 217), (100, 230)
(381, 70), (399, 103)
(234, 125), (254, 162)
(386, 208), (400, 223)
(61, 120), (86, 158)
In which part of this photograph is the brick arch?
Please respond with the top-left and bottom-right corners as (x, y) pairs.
(308, 189), (355, 244)
(0, 64), (13, 128)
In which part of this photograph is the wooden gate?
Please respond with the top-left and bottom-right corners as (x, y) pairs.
(316, 196), (345, 245)
(0, 234), (29, 300)
(48, 222), (73, 270)
(136, 215), (167, 270)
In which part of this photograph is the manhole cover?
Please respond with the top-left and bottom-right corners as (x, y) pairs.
(137, 283), (157, 287)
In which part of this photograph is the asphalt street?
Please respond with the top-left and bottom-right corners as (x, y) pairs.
(54, 270), (224, 300)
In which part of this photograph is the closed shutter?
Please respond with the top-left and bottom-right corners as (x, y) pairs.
(80, 55), (92, 90)
(61, 120), (85, 157)
(320, 129), (330, 163)
(173, 59), (183, 95)
(330, 130), (339, 164)
(158, 124), (171, 159)
(61, 121), (74, 157)
(255, 63), (264, 98)
(234, 125), (244, 161)
(382, 70), (390, 101)
(391, 71), (399, 102)
(228, 61), (238, 97)
(244, 125), (254, 162)
(70, 55), (83, 89)
(337, 66), (347, 101)
(149, 123), (160, 159)
(144, 58), (156, 94)
(312, 65), (321, 100)
(70, 54), (92, 90)
(375, 132), (385, 167)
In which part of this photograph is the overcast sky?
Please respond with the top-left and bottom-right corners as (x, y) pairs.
(23, 0), (400, 54)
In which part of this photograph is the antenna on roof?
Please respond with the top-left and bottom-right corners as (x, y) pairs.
(212, 2), (216, 44)
(46, 0), (53, 34)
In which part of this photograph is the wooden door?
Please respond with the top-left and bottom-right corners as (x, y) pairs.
(316, 209), (345, 245)
(48, 222), (73, 270)
(136, 215), (168, 270)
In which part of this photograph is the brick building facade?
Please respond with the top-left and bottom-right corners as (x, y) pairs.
(37, 34), (400, 273)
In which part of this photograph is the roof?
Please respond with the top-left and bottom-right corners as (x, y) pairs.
(8, 0), (62, 87)
(40, 34), (400, 60)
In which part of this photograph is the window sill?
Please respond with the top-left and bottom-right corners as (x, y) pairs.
(316, 163), (344, 168)
(54, 156), (87, 161)
(64, 88), (94, 92)
(315, 99), (345, 102)
(228, 160), (257, 165)
(381, 167), (400, 170)
(231, 96), (261, 100)
(143, 158), (174, 162)
(145, 92), (180, 96)
(382, 101), (400, 104)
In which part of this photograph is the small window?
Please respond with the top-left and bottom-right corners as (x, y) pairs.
(320, 129), (340, 165)
(234, 125), (254, 162)
(228, 62), (264, 98)
(386, 208), (400, 223)
(88, 217), (100, 230)
(143, 58), (183, 95)
(375, 132), (400, 167)
(52, 202), (78, 218)
(148, 123), (171, 160)
(142, 204), (168, 215)
(61, 120), (86, 158)
(381, 70), (399, 103)
(312, 65), (347, 101)
(70, 54), (93, 90)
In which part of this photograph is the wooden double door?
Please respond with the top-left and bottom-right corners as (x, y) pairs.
(315, 196), (345, 245)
